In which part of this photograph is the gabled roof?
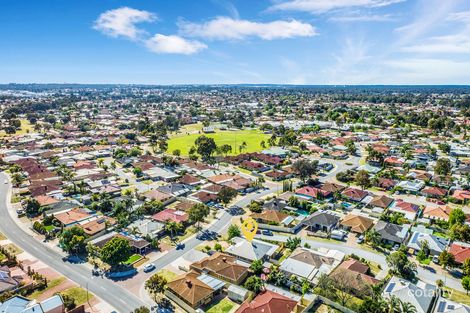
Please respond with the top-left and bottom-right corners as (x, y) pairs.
(449, 242), (470, 264)
(341, 188), (368, 201)
(423, 205), (453, 221)
(190, 253), (249, 282)
(251, 210), (290, 224)
(340, 214), (374, 233)
(383, 277), (437, 313)
(303, 211), (340, 227)
(368, 195), (394, 209)
(235, 290), (297, 313)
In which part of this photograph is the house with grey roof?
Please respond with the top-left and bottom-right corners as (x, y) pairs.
(435, 297), (470, 313)
(0, 294), (64, 313)
(225, 237), (279, 263)
(302, 211), (340, 233)
(373, 221), (410, 245)
(383, 276), (437, 313)
(407, 231), (449, 256)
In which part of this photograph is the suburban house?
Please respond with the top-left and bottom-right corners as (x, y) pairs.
(295, 186), (331, 200)
(407, 231), (449, 256)
(225, 237), (279, 263)
(142, 189), (174, 204)
(235, 290), (298, 313)
(0, 266), (23, 294)
(423, 205), (453, 222)
(448, 242), (470, 265)
(434, 297), (470, 313)
(367, 195), (394, 209)
(151, 208), (189, 224)
(340, 214), (374, 234)
(341, 188), (369, 202)
(302, 211), (340, 233)
(250, 210), (295, 227)
(389, 199), (420, 221)
(422, 186), (448, 199)
(190, 252), (249, 285)
(166, 270), (223, 310)
(382, 277), (437, 313)
(0, 295), (65, 313)
(329, 259), (380, 295)
(372, 221), (411, 245)
(279, 247), (344, 284)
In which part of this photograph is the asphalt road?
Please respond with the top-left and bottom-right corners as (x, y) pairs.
(0, 171), (279, 312)
(0, 172), (148, 312)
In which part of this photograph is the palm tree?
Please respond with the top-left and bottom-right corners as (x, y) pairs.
(399, 299), (417, 313)
(164, 221), (182, 240)
(365, 229), (381, 248)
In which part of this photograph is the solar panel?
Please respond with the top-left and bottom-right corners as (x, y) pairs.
(385, 282), (396, 293)
(437, 301), (446, 313)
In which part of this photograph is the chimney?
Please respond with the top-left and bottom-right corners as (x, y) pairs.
(186, 279), (192, 288)
(222, 257), (227, 262)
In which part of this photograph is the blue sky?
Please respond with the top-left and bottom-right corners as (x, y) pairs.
(1, 0), (470, 84)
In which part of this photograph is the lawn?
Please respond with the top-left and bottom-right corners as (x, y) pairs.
(61, 286), (93, 305)
(44, 225), (55, 232)
(29, 277), (66, 299)
(0, 232), (6, 240)
(3, 243), (23, 255)
(0, 119), (34, 137)
(444, 287), (470, 306)
(123, 254), (142, 265)
(156, 269), (178, 281)
(206, 298), (236, 313)
(0, 252), (6, 262)
(168, 128), (270, 156)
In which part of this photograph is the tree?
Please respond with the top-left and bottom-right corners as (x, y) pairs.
(439, 250), (456, 271)
(132, 306), (150, 313)
(449, 223), (470, 242)
(292, 159), (318, 182)
(386, 250), (417, 280)
(355, 170), (371, 190)
(227, 224), (241, 239)
(250, 260), (264, 275)
(285, 237), (301, 250)
(248, 201), (262, 213)
(172, 149), (181, 157)
(60, 293), (76, 311)
(345, 140), (357, 155)
(60, 226), (86, 254)
(145, 273), (167, 301)
(218, 187), (237, 207)
(133, 167), (143, 177)
(244, 276), (263, 294)
(435, 158), (452, 176)
(165, 221), (183, 239)
(365, 229), (381, 248)
(219, 144), (232, 157)
(449, 208), (466, 226)
(100, 237), (132, 266)
(25, 198), (41, 216)
(463, 259), (470, 277)
(188, 203), (210, 229)
(195, 135), (217, 161)
(462, 276), (470, 295)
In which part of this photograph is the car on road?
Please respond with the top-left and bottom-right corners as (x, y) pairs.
(4, 180), (8, 184)
(262, 230), (273, 236)
(432, 255), (439, 264)
(143, 263), (156, 273)
(176, 242), (185, 250)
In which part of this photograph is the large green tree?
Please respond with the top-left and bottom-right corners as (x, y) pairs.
(60, 226), (86, 254)
(100, 237), (132, 266)
(195, 135), (217, 161)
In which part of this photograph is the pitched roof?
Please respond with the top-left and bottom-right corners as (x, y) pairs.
(303, 211), (340, 227)
(235, 290), (297, 313)
(151, 208), (188, 223)
(423, 205), (453, 221)
(190, 253), (249, 282)
(251, 210), (290, 224)
(449, 243), (470, 264)
(368, 195), (394, 209)
(340, 214), (374, 233)
(341, 188), (368, 201)
(167, 271), (214, 307)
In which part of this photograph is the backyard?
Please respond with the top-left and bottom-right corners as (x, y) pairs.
(205, 298), (236, 313)
(168, 127), (270, 156)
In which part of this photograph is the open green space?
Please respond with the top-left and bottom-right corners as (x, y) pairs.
(3, 243), (23, 255)
(156, 269), (178, 281)
(29, 277), (66, 300)
(168, 128), (270, 156)
(123, 254), (142, 265)
(61, 286), (93, 305)
(0, 119), (34, 137)
(206, 298), (236, 313)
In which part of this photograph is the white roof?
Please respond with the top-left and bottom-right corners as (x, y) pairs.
(383, 276), (437, 313)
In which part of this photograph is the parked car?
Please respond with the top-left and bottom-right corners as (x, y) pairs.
(432, 255), (440, 264)
(143, 263), (156, 273)
(330, 230), (346, 241)
(262, 230), (273, 236)
(356, 235), (364, 244)
(392, 244), (400, 251)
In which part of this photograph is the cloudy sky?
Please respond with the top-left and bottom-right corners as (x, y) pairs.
(1, 0), (470, 84)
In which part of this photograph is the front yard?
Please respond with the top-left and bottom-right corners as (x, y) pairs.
(123, 254), (142, 266)
(205, 298), (237, 313)
(444, 287), (470, 306)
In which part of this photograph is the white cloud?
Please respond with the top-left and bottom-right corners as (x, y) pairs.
(270, 0), (404, 14)
(145, 34), (207, 55)
(94, 7), (156, 40)
(401, 10), (470, 54)
(329, 13), (394, 22)
(178, 17), (316, 40)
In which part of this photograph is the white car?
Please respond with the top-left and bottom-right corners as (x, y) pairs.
(143, 263), (156, 273)
(4, 180), (8, 184)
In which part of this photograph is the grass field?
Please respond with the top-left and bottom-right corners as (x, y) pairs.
(156, 269), (178, 281)
(29, 277), (66, 299)
(3, 243), (23, 255)
(168, 128), (270, 156)
(444, 287), (470, 305)
(61, 286), (93, 305)
(0, 119), (34, 137)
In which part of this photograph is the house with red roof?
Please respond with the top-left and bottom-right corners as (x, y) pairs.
(449, 242), (470, 265)
(152, 208), (189, 223)
(295, 186), (331, 200)
(235, 290), (298, 313)
(422, 186), (448, 199)
(341, 188), (368, 202)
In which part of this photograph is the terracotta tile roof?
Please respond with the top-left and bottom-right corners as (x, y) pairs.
(34, 195), (59, 207)
(143, 189), (173, 202)
(235, 290), (297, 313)
(369, 195), (394, 209)
(341, 188), (368, 201)
(422, 186), (448, 197)
(179, 174), (202, 185)
(340, 259), (369, 274)
(340, 214), (374, 234)
(423, 205), (453, 221)
(151, 208), (188, 223)
(251, 210), (290, 224)
(453, 190), (470, 201)
(449, 243), (470, 264)
(295, 186), (330, 198)
(54, 208), (90, 226)
(192, 191), (218, 203)
(190, 252), (248, 283)
(79, 217), (116, 236)
(167, 271), (214, 308)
